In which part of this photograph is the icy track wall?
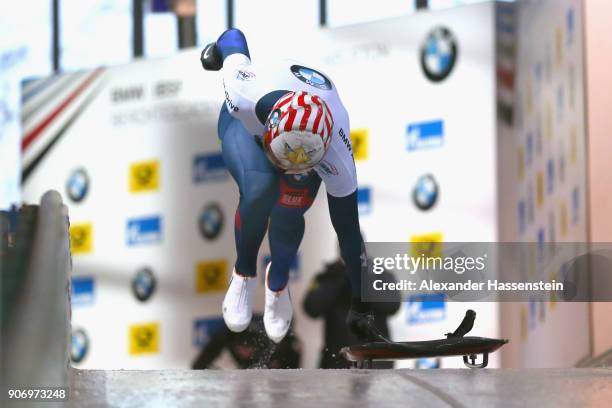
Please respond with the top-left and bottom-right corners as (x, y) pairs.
(1, 191), (71, 402)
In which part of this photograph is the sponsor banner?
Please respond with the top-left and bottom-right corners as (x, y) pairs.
(548, 211), (556, 243)
(518, 200), (526, 235)
(129, 159), (160, 193)
(193, 152), (228, 183)
(536, 228), (545, 263)
(517, 146), (525, 181)
(560, 201), (568, 238)
(536, 171), (544, 208)
(497, 102), (514, 126)
(195, 259), (228, 293)
(406, 293), (446, 325)
(198, 202), (224, 240)
(546, 159), (555, 194)
(497, 66), (515, 89)
(357, 187), (371, 215)
(350, 128), (368, 161)
(526, 132), (533, 166)
(527, 182), (535, 223)
(520, 305), (528, 340)
(126, 216), (162, 246)
(71, 328), (89, 363)
(66, 167), (89, 203)
(70, 223), (93, 254)
(410, 232), (444, 259)
(132, 267), (156, 302)
(420, 27), (458, 83)
(529, 298), (537, 330)
(72, 276), (95, 306)
(406, 120), (444, 151)
(412, 174), (439, 211)
(128, 322), (160, 355)
(571, 187), (579, 224)
(566, 7), (575, 46)
(570, 126), (577, 163)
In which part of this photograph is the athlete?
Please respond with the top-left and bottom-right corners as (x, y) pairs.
(200, 28), (387, 344)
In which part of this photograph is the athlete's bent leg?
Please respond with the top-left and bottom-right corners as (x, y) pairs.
(218, 104), (279, 276)
(218, 104), (279, 332)
(264, 172), (321, 342)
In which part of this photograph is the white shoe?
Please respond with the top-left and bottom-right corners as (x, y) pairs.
(263, 263), (293, 343)
(222, 269), (257, 332)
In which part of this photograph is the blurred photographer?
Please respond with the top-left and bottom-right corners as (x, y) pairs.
(303, 259), (400, 368)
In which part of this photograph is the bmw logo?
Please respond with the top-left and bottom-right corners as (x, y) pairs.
(199, 202), (224, 240)
(71, 328), (89, 363)
(290, 65), (332, 90)
(420, 27), (458, 83)
(66, 168), (89, 203)
(132, 267), (156, 302)
(413, 174), (439, 211)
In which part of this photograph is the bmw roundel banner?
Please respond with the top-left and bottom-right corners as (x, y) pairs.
(420, 26), (458, 82)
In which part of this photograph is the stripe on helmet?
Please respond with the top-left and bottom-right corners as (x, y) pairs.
(312, 101), (323, 134)
(284, 106), (298, 131)
(305, 98), (319, 132)
(299, 99), (313, 131)
(276, 92), (294, 109)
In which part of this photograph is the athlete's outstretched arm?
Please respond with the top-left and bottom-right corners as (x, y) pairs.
(201, 28), (250, 71)
(216, 28), (250, 61)
(327, 191), (365, 305)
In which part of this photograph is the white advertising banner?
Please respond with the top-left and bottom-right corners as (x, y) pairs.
(312, 2), (500, 368)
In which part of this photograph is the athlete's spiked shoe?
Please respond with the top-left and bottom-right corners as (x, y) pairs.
(222, 269), (257, 332)
(263, 263), (293, 343)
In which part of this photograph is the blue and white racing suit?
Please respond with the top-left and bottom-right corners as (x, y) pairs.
(214, 29), (364, 298)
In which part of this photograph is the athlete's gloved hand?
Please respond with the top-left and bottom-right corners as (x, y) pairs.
(200, 42), (223, 71)
(346, 308), (390, 343)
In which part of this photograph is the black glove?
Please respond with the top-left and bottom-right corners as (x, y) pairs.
(200, 42), (223, 71)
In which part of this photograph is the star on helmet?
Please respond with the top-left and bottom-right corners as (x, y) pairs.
(286, 147), (310, 165)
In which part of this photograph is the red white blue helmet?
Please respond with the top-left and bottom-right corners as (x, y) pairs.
(263, 91), (333, 173)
